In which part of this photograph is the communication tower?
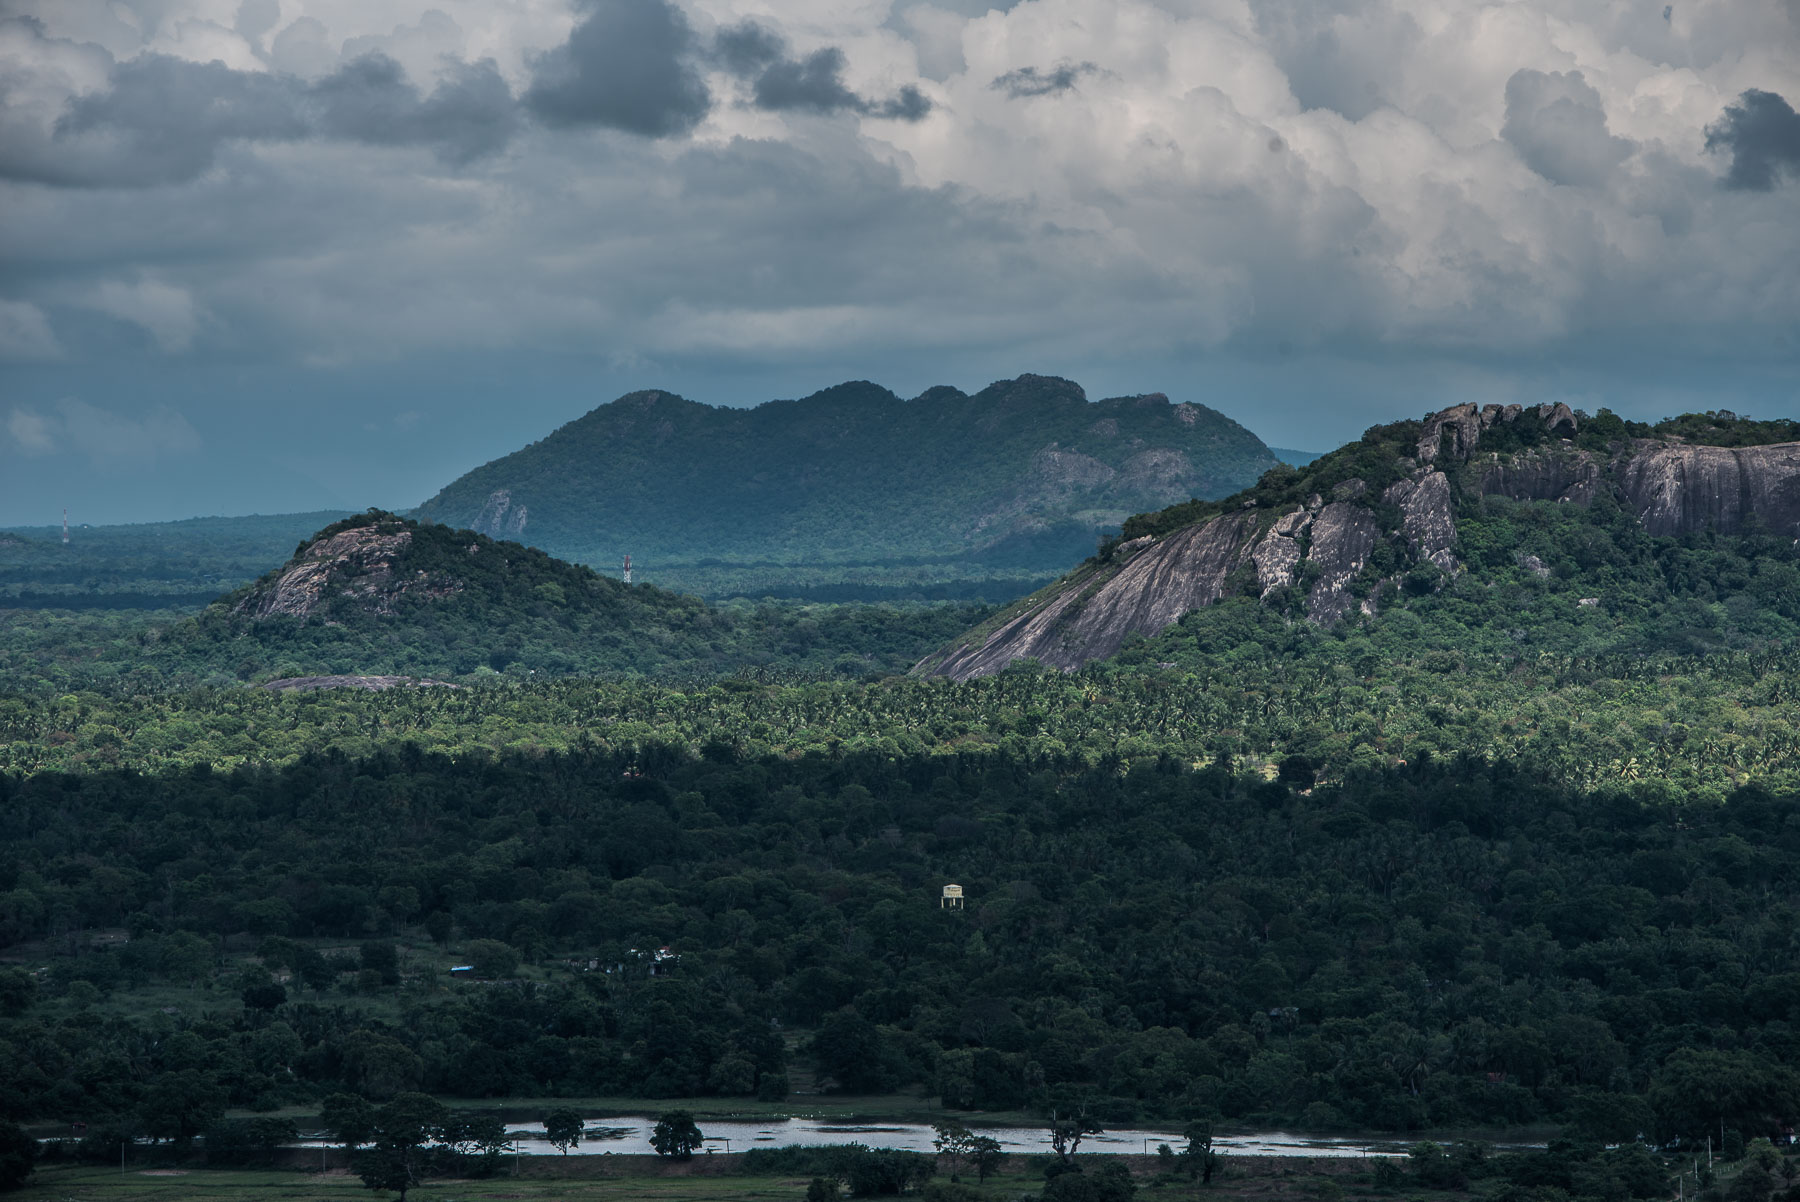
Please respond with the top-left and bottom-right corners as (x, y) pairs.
(62, 509), (69, 544)
(622, 554), (632, 584)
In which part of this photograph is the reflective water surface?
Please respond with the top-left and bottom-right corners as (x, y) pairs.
(306, 1116), (1409, 1158)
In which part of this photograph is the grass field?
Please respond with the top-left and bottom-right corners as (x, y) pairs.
(11, 1156), (1424, 1202)
(13, 1165), (1004, 1201)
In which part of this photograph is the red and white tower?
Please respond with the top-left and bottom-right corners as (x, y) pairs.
(622, 554), (632, 584)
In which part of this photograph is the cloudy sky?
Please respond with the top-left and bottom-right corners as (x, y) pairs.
(1, 0), (1797, 525)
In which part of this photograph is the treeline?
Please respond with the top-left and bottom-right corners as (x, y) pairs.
(10, 631), (1800, 798)
(2, 743), (1796, 1143)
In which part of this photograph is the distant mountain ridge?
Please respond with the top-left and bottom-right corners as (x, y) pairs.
(414, 375), (1279, 590)
(919, 404), (1800, 679)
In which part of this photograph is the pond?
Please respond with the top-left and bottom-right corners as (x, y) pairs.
(304, 1116), (1408, 1158)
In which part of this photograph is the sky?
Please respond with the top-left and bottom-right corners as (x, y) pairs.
(1, 0), (1798, 526)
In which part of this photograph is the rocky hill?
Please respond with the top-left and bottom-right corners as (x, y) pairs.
(918, 405), (1800, 679)
(413, 375), (1278, 597)
(161, 512), (983, 682)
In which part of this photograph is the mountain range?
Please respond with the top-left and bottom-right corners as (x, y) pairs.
(415, 374), (1279, 598)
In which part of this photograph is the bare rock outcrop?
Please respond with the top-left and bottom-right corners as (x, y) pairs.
(926, 511), (1262, 680)
(1383, 471), (1458, 573)
(1251, 510), (1310, 597)
(1477, 447), (1601, 504)
(472, 489), (528, 539)
(1420, 401), (1577, 465)
(1303, 502), (1381, 623)
(237, 522), (460, 620)
(1418, 403), (1484, 465)
(1109, 448), (1194, 499)
(1620, 441), (1800, 537)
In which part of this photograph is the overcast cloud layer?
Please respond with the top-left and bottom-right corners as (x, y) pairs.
(1, 0), (1797, 524)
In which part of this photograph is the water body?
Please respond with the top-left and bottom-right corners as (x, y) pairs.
(305, 1117), (1406, 1158)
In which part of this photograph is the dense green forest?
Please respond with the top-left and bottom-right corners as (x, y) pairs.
(2, 738), (1797, 1147)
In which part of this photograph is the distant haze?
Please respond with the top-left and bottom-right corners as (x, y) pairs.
(2, 0), (1797, 525)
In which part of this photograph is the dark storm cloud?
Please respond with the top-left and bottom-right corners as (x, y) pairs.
(719, 25), (932, 121)
(713, 20), (785, 77)
(0, 20), (518, 188)
(1501, 68), (1632, 187)
(312, 53), (518, 165)
(522, 0), (711, 137)
(752, 47), (864, 113)
(990, 61), (1100, 99)
(1705, 89), (1800, 190)
(51, 53), (308, 186)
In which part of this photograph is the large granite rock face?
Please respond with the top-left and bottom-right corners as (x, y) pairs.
(1384, 471), (1458, 572)
(1619, 441), (1800, 537)
(1476, 447), (1601, 504)
(920, 403), (1800, 681)
(1303, 502), (1382, 624)
(925, 511), (1262, 680)
(924, 498), (1393, 679)
(237, 522), (460, 620)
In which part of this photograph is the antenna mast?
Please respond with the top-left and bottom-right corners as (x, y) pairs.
(62, 508), (70, 545)
(622, 554), (632, 584)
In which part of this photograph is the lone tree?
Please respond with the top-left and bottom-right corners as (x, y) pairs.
(1049, 1111), (1103, 1162)
(969, 1134), (1007, 1184)
(356, 1092), (445, 1202)
(543, 1108), (584, 1156)
(1182, 1120), (1222, 1185)
(650, 1111), (704, 1159)
(933, 1122), (976, 1180)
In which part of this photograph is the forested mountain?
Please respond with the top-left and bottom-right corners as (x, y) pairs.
(922, 405), (1800, 678)
(46, 511), (985, 686)
(414, 375), (1279, 597)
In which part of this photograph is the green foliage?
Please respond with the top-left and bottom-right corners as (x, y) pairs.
(462, 939), (520, 979)
(3, 737), (1798, 1138)
(320, 1093), (376, 1149)
(1042, 1161), (1138, 1202)
(543, 1107), (583, 1155)
(843, 1148), (933, 1196)
(1651, 411), (1800, 447)
(650, 1111), (704, 1158)
(0, 1121), (35, 1192)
